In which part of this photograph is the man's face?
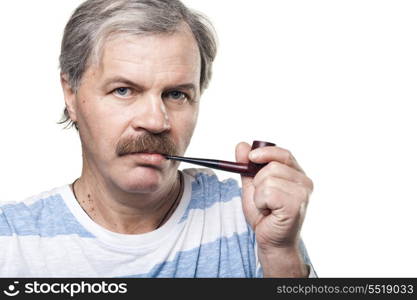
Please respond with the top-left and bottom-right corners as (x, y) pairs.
(63, 26), (201, 194)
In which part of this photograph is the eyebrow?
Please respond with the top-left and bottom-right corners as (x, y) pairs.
(103, 76), (143, 90)
(102, 76), (197, 93)
(166, 83), (196, 93)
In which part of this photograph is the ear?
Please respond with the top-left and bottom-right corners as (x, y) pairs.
(60, 73), (78, 123)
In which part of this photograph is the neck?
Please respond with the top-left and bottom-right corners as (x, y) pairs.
(72, 162), (182, 234)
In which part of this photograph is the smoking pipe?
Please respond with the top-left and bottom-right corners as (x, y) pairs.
(164, 140), (276, 177)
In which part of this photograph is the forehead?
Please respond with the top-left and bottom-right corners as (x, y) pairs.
(91, 27), (201, 85)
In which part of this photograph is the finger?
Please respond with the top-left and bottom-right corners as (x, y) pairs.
(235, 141), (251, 164)
(235, 141), (253, 188)
(253, 161), (314, 192)
(254, 176), (311, 203)
(248, 146), (304, 173)
(253, 182), (301, 216)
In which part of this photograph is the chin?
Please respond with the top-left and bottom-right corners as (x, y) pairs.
(115, 166), (166, 193)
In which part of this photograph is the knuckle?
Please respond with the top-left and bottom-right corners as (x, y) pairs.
(263, 176), (276, 187)
(261, 186), (275, 197)
(283, 149), (292, 164)
(253, 189), (264, 206)
(287, 154), (294, 165)
(268, 161), (282, 170)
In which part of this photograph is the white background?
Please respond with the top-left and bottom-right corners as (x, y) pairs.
(0, 0), (416, 277)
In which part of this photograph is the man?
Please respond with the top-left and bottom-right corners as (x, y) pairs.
(0, 0), (315, 277)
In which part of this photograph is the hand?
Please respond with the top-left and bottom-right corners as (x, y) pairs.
(235, 142), (313, 276)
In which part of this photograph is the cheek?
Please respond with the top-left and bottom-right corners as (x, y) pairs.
(171, 108), (199, 151)
(78, 91), (119, 126)
(187, 110), (199, 136)
(77, 97), (125, 152)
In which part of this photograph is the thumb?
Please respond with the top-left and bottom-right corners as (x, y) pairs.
(235, 141), (253, 188)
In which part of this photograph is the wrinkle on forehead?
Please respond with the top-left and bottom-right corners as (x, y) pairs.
(84, 25), (201, 90)
(97, 22), (200, 71)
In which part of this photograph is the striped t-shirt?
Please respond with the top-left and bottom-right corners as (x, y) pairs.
(0, 168), (315, 277)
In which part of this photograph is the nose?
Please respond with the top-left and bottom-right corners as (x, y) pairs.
(130, 93), (171, 134)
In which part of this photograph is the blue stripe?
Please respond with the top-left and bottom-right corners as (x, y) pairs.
(0, 194), (94, 238)
(179, 173), (241, 223)
(121, 229), (257, 278)
(299, 238), (317, 276)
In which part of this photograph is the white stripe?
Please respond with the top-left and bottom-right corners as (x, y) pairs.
(0, 235), (154, 277)
(175, 195), (248, 252)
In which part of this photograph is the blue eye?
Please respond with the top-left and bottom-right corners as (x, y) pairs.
(164, 91), (188, 101)
(113, 87), (131, 97)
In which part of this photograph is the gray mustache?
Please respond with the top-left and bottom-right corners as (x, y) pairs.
(116, 133), (177, 157)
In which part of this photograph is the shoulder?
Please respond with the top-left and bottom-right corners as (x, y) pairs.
(182, 168), (241, 202)
(0, 186), (67, 214)
(0, 185), (87, 237)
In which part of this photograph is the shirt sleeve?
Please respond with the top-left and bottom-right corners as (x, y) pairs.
(299, 238), (318, 278)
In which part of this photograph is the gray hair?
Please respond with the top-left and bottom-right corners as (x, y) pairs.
(58, 0), (217, 129)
